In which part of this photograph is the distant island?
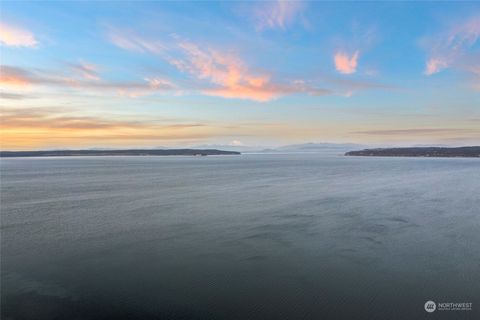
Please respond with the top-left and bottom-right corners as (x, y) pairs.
(345, 146), (480, 158)
(0, 149), (241, 158)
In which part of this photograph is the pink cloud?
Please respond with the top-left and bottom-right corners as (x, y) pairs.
(253, 0), (305, 31)
(0, 22), (37, 48)
(69, 61), (100, 80)
(169, 40), (284, 101)
(203, 86), (277, 102)
(172, 40), (333, 101)
(0, 65), (34, 87)
(334, 51), (359, 74)
(424, 58), (449, 76)
(107, 30), (333, 101)
(423, 15), (480, 75)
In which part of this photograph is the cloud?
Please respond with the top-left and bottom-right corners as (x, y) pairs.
(69, 61), (100, 80)
(252, 0), (305, 31)
(423, 15), (480, 75)
(0, 92), (32, 100)
(107, 30), (332, 101)
(352, 128), (476, 136)
(0, 65), (42, 88)
(0, 22), (37, 47)
(0, 65), (65, 88)
(106, 27), (165, 54)
(1, 113), (201, 131)
(315, 73), (394, 97)
(171, 40), (288, 101)
(0, 106), (215, 150)
(334, 51), (359, 74)
(145, 77), (173, 88)
(332, 23), (377, 77)
(0, 65), (175, 97)
(424, 58), (449, 76)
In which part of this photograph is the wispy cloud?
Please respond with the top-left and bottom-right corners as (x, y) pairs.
(170, 40), (333, 100)
(423, 15), (480, 75)
(0, 106), (215, 150)
(314, 73), (394, 98)
(0, 92), (31, 100)
(352, 128), (477, 136)
(334, 51), (359, 74)
(68, 61), (100, 81)
(0, 65), (175, 97)
(1, 109), (202, 130)
(106, 27), (165, 54)
(107, 29), (331, 101)
(170, 40), (290, 101)
(0, 22), (37, 47)
(0, 65), (34, 88)
(252, 0), (306, 31)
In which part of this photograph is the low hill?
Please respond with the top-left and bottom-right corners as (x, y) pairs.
(0, 149), (241, 158)
(345, 146), (480, 158)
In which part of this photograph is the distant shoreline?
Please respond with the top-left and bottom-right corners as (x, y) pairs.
(345, 146), (480, 158)
(0, 149), (241, 158)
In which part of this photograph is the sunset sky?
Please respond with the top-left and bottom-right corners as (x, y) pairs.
(1, 1), (479, 150)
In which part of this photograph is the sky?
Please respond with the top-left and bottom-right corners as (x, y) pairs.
(1, 1), (479, 150)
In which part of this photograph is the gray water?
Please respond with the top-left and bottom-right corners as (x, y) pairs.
(1, 154), (479, 320)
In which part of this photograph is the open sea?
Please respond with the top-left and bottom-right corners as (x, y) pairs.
(1, 153), (479, 320)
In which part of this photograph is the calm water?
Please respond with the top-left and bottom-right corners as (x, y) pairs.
(1, 154), (479, 320)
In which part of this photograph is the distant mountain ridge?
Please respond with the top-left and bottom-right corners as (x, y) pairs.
(269, 143), (366, 152)
(192, 142), (367, 153)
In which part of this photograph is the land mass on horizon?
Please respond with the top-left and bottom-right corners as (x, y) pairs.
(0, 149), (241, 158)
(345, 146), (480, 158)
